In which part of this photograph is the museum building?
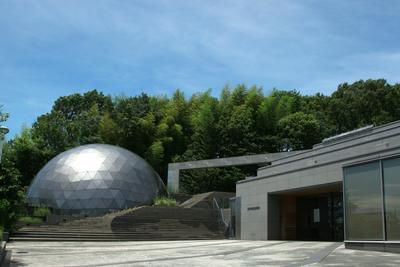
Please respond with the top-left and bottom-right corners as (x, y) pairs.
(234, 120), (400, 252)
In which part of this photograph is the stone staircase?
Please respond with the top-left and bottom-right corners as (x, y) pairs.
(10, 206), (225, 242)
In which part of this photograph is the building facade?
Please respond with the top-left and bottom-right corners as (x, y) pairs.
(235, 121), (400, 252)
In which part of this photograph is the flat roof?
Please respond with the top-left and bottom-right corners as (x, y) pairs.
(258, 120), (400, 171)
(238, 120), (400, 184)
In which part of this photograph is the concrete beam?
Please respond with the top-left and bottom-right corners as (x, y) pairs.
(167, 151), (305, 192)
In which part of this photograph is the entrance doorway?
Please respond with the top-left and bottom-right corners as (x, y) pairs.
(271, 183), (343, 241)
(296, 192), (343, 241)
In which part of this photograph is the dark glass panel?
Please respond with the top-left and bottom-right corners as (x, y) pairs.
(383, 157), (400, 241)
(344, 162), (383, 240)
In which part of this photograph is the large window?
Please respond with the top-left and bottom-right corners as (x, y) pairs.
(383, 157), (400, 240)
(344, 157), (400, 241)
(344, 162), (383, 240)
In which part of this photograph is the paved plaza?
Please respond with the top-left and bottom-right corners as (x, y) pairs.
(7, 240), (400, 267)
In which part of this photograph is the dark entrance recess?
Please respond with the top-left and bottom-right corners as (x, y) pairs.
(296, 193), (343, 241)
(271, 183), (344, 241)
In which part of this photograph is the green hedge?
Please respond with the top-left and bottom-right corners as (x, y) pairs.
(32, 205), (51, 218)
(18, 216), (43, 226)
(153, 196), (178, 207)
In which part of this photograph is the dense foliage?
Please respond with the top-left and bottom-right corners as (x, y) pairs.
(0, 157), (25, 229)
(2, 79), (400, 196)
(0, 107), (25, 229)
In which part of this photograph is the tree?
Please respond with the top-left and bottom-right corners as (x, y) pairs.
(52, 90), (113, 120)
(182, 91), (219, 160)
(114, 93), (156, 156)
(181, 167), (246, 194)
(328, 79), (399, 133)
(160, 90), (190, 160)
(0, 156), (25, 230)
(99, 112), (118, 144)
(277, 112), (322, 150)
(300, 93), (334, 138)
(0, 109), (25, 230)
(217, 85), (260, 156)
(145, 141), (164, 167)
(222, 104), (258, 155)
(0, 105), (8, 122)
(32, 90), (113, 153)
(2, 128), (51, 186)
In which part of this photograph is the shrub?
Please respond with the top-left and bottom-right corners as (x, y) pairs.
(0, 158), (25, 230)
(18, 216), (43, 226)
(153, 196), (178, 207)
(33, 205), (51, 218)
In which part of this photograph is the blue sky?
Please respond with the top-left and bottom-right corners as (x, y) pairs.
(1, 0), (399, 138)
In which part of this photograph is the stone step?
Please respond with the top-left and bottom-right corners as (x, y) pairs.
(10, 236), (223, 242)
(12, 234), (223, 239)
(16, 228), (221, 233)
(18, 225), (221, 230)
(14, 230), (223, 234)
(12, 205), (226, 242)
(11, 231), (224, 236)
(18, 225), (220, 230)
(14, 230), (223, 236)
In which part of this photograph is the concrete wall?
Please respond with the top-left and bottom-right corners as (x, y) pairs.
(236, 121), (400, 240)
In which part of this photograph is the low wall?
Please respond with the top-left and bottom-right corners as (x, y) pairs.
(345, 241), (400, 254)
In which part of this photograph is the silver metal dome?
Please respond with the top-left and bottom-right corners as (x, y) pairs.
(27, 144), (165, 215)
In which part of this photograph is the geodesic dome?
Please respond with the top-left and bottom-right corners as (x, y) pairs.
(27, 144), (165, 215)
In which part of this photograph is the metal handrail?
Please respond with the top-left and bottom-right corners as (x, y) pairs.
(212, 197), (229, 228)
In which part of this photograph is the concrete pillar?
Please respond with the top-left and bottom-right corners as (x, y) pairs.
(167, 169), (180, 193)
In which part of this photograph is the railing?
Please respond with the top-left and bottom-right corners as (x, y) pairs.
(212, 197), (229, 229)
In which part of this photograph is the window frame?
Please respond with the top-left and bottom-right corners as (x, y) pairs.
(343, 155), (400, 242)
